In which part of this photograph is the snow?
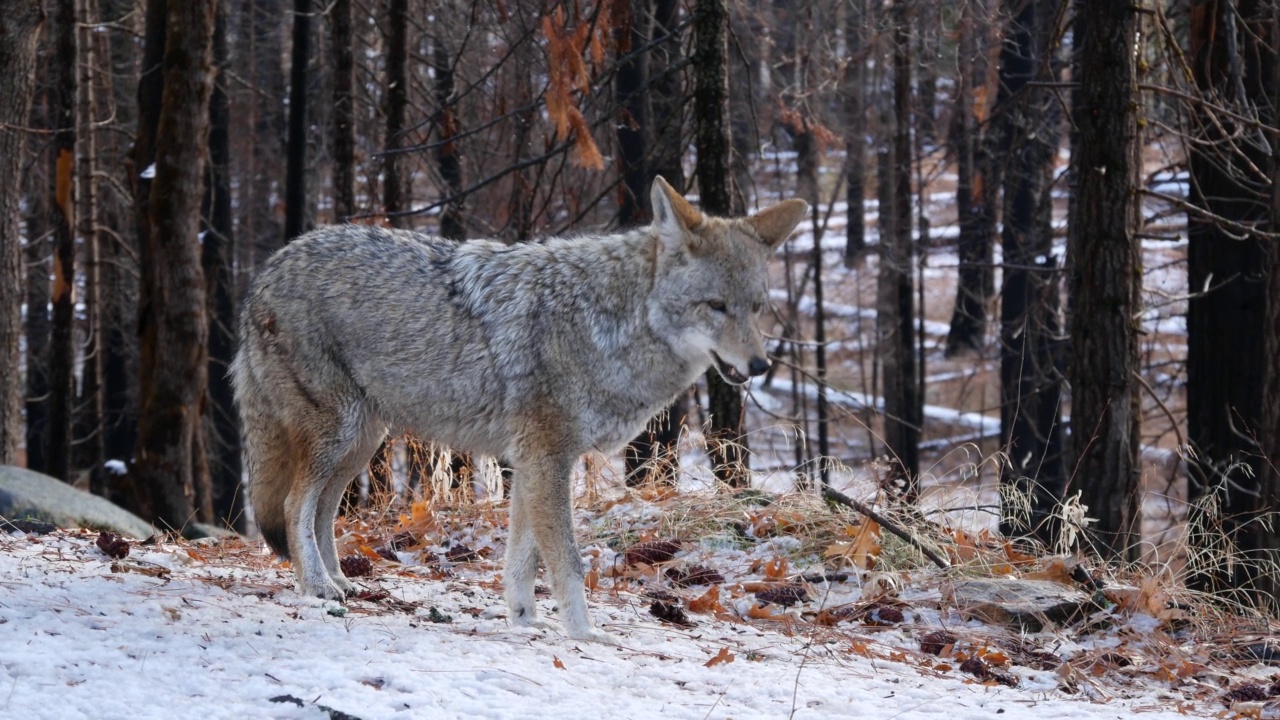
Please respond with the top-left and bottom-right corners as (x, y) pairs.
(0, 528), (1208, 720)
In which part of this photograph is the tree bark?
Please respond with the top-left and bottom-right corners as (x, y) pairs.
(76, 0), (107, 491)
(383, 0), (408, 229)
(0, 0), (44, 465)
(1065, 0), (1142, 561)
(46, 0), (79, 483)
(945, 0), (996, 357)
(133, 0), (216, 531)
(1186, 0), (1275, 595)
(996, 0), (1067, 546)
(203, 1), (242, 530)
(842, 0), (867, 265)
(693, 0), (748, 487)
(878, 0), (921, 495)
(331, 0), (355, 220)
(283, 0), (310, 241)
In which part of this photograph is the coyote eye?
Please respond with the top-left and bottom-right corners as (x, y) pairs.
(708, 300), (728, 313)
(751, 302), (763, 314)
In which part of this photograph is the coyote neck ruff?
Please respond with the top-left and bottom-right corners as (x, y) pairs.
(231, 177), (808, 642)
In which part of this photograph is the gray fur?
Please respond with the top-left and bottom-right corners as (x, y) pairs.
(231, 177), (807, 641)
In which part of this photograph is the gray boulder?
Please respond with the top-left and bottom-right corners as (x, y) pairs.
(0, 465), (154, 540)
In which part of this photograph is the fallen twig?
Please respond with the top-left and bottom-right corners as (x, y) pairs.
(821, 486), (952, 570)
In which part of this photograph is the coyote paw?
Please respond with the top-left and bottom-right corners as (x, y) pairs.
(301, 577), (350, 602)
(330, 575), (357, 596)
(567, 627), (619, 646)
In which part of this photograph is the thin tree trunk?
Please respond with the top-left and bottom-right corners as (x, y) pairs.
(694, 0), (748, 487)
(133, 0), (215, 531)
(878, 0), (921, 495)
(842, 0), (867, 266)
(332, 0), (355, 220)
(1257, 2), (1280, 604)
(1066, 0), (1142, 561)
(945, 0), (995, 357)
(996, 0), (1067, 546)
(0, 0), (44, 465)
(283, 0), (310, 241)
(1185, 0), (1274, 594)
(76, 0), (107, 491)
(24, 89), (51, 474)
(46, 0), (78, 483)
(204, 2), (242, 530)
(383, 0), (408, 229)
(435, 27), (463, 239)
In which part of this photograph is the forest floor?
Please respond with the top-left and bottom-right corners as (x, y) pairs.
(3, 476), (1277, 720)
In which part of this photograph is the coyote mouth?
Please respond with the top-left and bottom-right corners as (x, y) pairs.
(710, 352), (749, 386)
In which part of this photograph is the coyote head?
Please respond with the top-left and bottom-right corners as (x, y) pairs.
(646, 176), (808, 386)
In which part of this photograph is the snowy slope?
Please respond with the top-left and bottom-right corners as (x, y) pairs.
(0, 527), (1211, 720)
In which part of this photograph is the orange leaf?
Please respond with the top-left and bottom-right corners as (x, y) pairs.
(185, 549), (206, 563)
(553, 656), (565, 670)
(705, 647), (735, 667)
(763, 557), (789, 580)
(746, 604), (776, 620)
(689, 585), (723, 614)
(358, 544), (384, 561)
(584, 567), (600, 591)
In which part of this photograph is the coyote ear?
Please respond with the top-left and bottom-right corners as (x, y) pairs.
(650, 176), (703, 252)
(747, 199), (809, 250)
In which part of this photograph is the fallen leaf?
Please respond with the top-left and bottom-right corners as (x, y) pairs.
(762, 557), (789, 580)
(553, 656), (566, 670)
(689, 585), (723, 614)
(705, 647), (735, 667)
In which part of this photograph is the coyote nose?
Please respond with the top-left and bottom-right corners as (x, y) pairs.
(748, 356), (771, 377)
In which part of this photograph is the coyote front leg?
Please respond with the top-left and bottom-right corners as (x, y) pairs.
(511, 451), (609, 642)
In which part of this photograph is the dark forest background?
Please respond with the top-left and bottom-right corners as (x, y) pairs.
(3, 0), (1280, 609)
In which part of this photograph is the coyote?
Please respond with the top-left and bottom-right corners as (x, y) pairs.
(231, 177), (807, 641)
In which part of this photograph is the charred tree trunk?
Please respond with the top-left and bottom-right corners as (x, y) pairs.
(283, 0), (310, 241)
(1258, 4), (1280, 604)
(878, 1), (921, 494)
(76, 0), (107, 490)
(842, 0), (867, 265)
(1066, 0), (1142, 561)
(46, 0), (78, 483)
(1186, 0), (1275, 595)
(693, 0), (747, 487)
(435, 31), (463, 239)
(24, 92), (51, 474)
(133, 0), (215, 531)
(203, 3), (242, 530)
(945, 0), (996, 357)
(383, 0), (408, 229)
(996, 0), (1066, 546)
(0, 0), (44, 465)
(331, 0), (355, 220)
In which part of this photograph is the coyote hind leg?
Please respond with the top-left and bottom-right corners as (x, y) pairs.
(284, 404), (377, 601)
(314, 422), (386, 593)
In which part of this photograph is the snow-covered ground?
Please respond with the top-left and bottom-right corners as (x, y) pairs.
(0, 516), (1233, 720)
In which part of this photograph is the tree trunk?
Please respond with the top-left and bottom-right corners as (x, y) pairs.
(0, 0), (44, 465)
(842, 0), (867, 265)
(435, 26), (463, 239)
(945, 0), (995, 357)
(203, 2), (242, 530)
(996, 0), (1066, 547)
(283, 0), (310, 241)
(76, 0), (107, 491)
(133, 0), (215, 531)
(878, 0), (921, 495)
(24, 91), (51, 474)
(693, 0), (748, 487)
(331, 0), (355, 220)
(46, 0), (78, 483)
(1186, 0), (1275, 594)
(1065, 0), (1142, 561)
(383, 0), (408, 229)
(1258, 4), (1280, 603)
